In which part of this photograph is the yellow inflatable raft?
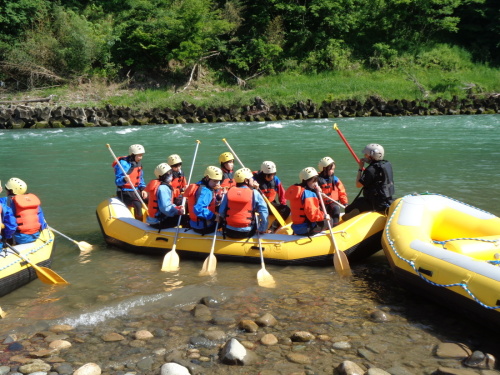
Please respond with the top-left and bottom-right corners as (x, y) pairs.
(0, 228), (55, 297)
(97, 197), (387, 266)
(382, 193), (500, 326)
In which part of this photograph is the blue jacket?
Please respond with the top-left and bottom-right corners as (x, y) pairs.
(0, 197), (17, 240)
(114, 157), (146, 191)
(190, 184), (217, 230)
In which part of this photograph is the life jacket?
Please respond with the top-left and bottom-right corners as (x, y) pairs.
(112, 156), (142, 189)
(285, 185), (307, 225)
(225, 187), (254, 228)
(11, 194), (42, 234)
(364, 160), (395, 202)
(185, 183), (216, 222)
(171, 171), (187, 199)
(318, 174), (340, 200)
(144, 180), (173, 219)
(221, 169), (236, 189)
(253, 171), (277, 202)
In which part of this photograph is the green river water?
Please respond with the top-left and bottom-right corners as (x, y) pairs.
(1, 114), (499, 372)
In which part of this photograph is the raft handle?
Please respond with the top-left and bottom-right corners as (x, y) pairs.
(156, 237), (169, 242)
(251, 246), (264, 251)
(418, 267), (433, 277)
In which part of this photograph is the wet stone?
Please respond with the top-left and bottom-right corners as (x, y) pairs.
(101, 332), (125, 342)
(435, 367), (477, 375)
(332, 341), (351, 350)
(435, 343), (472, 359)
(200, 296), (220, 307)
(337, 360), (365, 375)
(291, 331), (315, 342)
(286, 352), (311, 365)
(255, 313), (278, 327)
(366, 368), (391, 375)
(260, 333), (278, 346)
(238, 319), (259, 332)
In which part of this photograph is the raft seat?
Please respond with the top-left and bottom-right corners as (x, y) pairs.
(442, 236), (500, 261)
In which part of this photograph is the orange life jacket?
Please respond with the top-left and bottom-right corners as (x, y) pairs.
(318, 174), (344, 202)
(185, 183), (216, 222)
(144, 180), (173, 218)
(225, 187), (253, 228)
(285, 185), (307, 225)
(11, 194), (42, 234)
(171, 173), (187, 199)
(221, 170), (236, 189)
(112, 156), (142, 189)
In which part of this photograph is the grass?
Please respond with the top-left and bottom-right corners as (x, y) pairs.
(2, 65), (499, 110)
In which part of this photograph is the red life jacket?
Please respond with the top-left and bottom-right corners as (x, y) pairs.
(171, 172), (187, 199)
(285, 185), (307, 225)
(225, 187), (253, 228)
(221, 169), (236, 189)
(144, 180), (173, 219)
(253, 171), (277, 202)
(11, 194), (42, 234)
(112, 156), (142, 189)
(185, 183), (216, 222)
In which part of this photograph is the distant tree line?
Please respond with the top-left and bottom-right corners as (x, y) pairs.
(0, 0), (498, 90)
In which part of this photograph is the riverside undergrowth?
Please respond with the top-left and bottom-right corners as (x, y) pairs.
(2, 66), (499, 111)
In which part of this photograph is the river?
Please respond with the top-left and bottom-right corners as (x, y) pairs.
(1, 114), (499, 373)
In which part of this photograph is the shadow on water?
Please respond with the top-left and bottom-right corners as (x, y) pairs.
(358, 252), (500, 359)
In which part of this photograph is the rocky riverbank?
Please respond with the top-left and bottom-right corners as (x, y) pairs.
(0, 95), (499, 129)
(0, 292), (498, 375)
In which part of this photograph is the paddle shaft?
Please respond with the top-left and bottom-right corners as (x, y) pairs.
(333, 124), (362, 164)
(316, 187), (351, 275)
(221, 138), (286, 227)
(107, 144), (148, 212)
(319, 192), (346, 209)
(172, 140), (201, 245)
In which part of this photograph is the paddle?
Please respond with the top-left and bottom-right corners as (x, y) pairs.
(4, 242), (69, 285)
(256, 214), (276, 288)
(221, 138), (286, 228)
(48, 226), (93, 251)
(319, 192), (346, 209)
(316, 186), (352, 277)
(161, 140), (201, 272)
(333, 123), (363, 166)
(199, 220), (219, 276)
(107, 144), (149, 212)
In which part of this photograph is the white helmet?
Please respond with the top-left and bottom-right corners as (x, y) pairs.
(204, 166), (223, 181)
(154, 163), (171, 178)
(129, 144), (145, 155)
(167, 154), (182, 166)
(318, 156), (335, 171)
(235, 168), (253, 183)
(5, 177), (27, 195)
(362, 144), (384, 161)
(299, 167), (318, 181)
(260, 161), (276, 174)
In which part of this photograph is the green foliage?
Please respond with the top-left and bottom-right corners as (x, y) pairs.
(0, 0), (499, 88)
(416, 44), (474, 71)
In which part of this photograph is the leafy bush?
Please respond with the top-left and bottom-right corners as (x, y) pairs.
(416, 44), (474, 71)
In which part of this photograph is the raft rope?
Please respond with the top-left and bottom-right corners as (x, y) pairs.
(385, 193), (500, 310)
(433, 238), (499, 248)
(0, 235), (55, 272)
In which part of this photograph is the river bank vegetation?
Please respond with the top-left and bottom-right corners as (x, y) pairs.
(0, 0), (499, 110)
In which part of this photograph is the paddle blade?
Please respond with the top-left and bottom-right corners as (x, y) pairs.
(36, 266), (70, 285)
(161, 248), (180, 272)
(333, 250), (352, 277)
(77, 241), (93, 251)
(199, 254), (217, 276)
(257, 268), (276, 288)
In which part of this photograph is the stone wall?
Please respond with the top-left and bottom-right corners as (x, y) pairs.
(0, 95), (499, 129)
